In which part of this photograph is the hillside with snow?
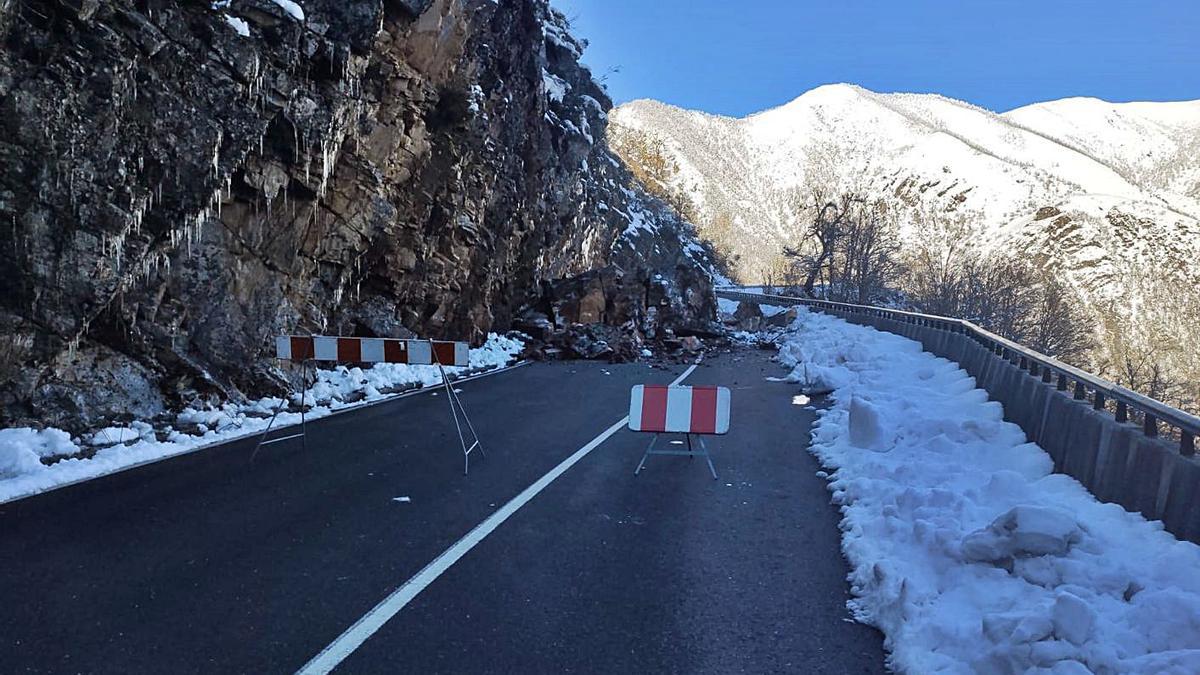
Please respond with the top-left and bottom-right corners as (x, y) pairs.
(610, 84), (1200, 394)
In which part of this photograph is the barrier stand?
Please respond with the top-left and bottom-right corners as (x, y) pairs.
(252, 335), (484, 473)
(431, 344), (484, 475)
(635, 432), (716, 480)
(628, 384), (731, 480)
(252, 357), (313, 461)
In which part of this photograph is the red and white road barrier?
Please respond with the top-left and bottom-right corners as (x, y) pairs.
(260, 334), (482, 473)
(274, 336), (469, 367)
(628, 384), (731, 435)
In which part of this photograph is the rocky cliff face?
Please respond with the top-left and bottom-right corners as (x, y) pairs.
(0, 0), (718, 431)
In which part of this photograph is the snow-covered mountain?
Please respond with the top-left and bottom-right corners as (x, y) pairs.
(609, 84), (1200, 388)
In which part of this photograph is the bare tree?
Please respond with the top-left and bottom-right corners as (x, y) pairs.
(782, 188), (856, 297)
(1023, 275), (1093, 363)
(1093, 276), (1199, 414)
(902, 206), (976, 316)
(834, 199), (904, 304)
(903, 209), (1093, 363)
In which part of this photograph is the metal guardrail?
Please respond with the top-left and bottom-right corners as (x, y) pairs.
(717, 288), (1200, 457)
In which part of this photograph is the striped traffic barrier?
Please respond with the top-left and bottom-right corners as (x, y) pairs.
(629, 384), (730, 479)
(274, 336), (468, 367)
(256, 335), (483, 475)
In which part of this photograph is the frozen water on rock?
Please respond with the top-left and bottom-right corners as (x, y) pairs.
(770, 305), (1200, 674)
(270, 0), (304, 21)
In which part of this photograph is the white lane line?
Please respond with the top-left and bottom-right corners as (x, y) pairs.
(297, 363), (698, 675)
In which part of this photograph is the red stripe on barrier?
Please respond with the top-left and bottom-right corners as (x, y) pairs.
(689, 386), (718, 434)
(383, 340), (407, 364)
(641, 385), (669, 432)
(432, 342), (456, 366)
(337, 337), (362, 363)
(290, 336), (314, 360)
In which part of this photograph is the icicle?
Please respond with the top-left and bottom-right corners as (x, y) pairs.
(212, 128), (223, 176)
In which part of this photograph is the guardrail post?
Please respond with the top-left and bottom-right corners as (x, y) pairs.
(1116, 401), (1128, 423)
(1183, 431), (1195, 457)
(1057, 374), (1068, 391)
(1073, 381), (1086, 401)
(1093, 392), (1105, 411)
(1041, 369), (1052, 384)
(1020, 356), (1028, 370)
(1144, 414), (1158, 438)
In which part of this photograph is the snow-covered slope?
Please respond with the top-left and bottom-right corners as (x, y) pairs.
(609, 84), (1200, 385)
(611, 85), (1200, 260)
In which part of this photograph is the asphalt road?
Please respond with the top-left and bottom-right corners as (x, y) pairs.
(0, 349), (885, 674)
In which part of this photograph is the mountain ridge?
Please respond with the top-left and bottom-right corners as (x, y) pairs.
(609, 83), (1200, 401)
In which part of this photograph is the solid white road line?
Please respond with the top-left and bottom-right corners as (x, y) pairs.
(296, 363), (699, 675)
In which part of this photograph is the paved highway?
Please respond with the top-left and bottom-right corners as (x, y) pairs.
(0, 349), (885, 674)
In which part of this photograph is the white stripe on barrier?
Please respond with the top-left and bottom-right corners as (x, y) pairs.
(715, 387), (731, 434)
(361, 338), (385, 363)
(409, 340), (432, 365)
(455, 342), (469, 367)
(628, 385), (645, 431)
(276, 336), (292, 360)
(313, 336), (339, 361)
(664, 386), (693, 431)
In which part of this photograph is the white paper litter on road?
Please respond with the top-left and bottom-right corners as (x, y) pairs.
(774, 306), (1200, 674)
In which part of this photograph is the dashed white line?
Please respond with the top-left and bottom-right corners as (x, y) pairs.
(296, 363), (698, 674)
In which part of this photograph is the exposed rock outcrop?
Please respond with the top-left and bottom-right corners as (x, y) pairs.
(0, 0), (719, 430)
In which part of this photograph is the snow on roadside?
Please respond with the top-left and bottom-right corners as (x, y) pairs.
(775, 307), (1200, 674)
(0, 334), (523, 503)
(716, 296), (789, 318)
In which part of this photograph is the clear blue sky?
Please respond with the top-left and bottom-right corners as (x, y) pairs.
(550, 0), (1200, 116)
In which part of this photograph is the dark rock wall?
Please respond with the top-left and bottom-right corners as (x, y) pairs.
(0, 0), (718, 430)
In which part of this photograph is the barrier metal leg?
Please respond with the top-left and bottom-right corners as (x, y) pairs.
(633, 432), (717, 479)
(252, 359), (311, 460)
(435, 359), (483, 476)
(634, 433), (659, 475)
(696, 434), (718, 480)
(300, 359), (309, 453)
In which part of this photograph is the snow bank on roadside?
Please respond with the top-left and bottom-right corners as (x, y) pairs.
(716, 296), (789, 318)
(0, 334), (523, 503)
(777, 307), (1200, 674)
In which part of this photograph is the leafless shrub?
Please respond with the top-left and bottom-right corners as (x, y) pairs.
(902, 210), (1093, 363)
(782, 190), (903, 304)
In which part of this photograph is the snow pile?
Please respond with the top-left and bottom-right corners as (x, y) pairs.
(776, 307), (1200, 674)
(0, 429), (79, 479)
(0, 334), (522, 502)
